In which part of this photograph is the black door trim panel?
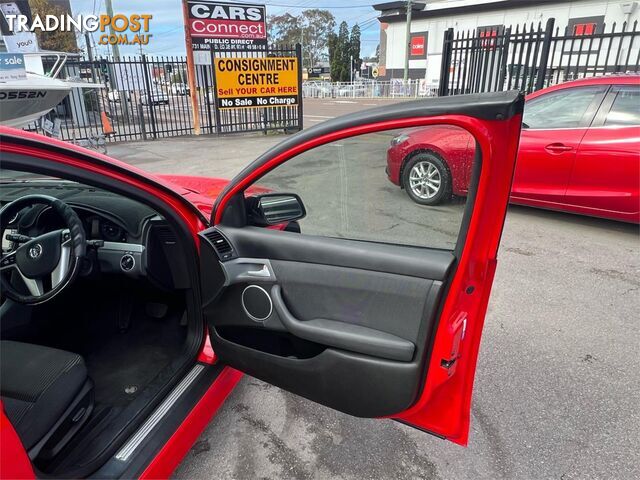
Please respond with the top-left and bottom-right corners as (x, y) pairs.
(271, 284), (415, 361)
(200, 233), (448, 417)
(214, 226), (454, 281)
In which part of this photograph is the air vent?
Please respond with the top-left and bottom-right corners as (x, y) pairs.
(155, 225), (177, 245)
(203, 229), (235, 261)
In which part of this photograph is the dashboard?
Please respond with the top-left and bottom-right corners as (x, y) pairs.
(0, 182), (186, 290)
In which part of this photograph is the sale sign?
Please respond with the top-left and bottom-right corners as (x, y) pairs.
(0, 53), (26, 81)
(213, 56), (299, 109)
(186, 1), (267, 52)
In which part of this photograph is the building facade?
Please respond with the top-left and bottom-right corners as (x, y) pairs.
(374, 0), (640, 83)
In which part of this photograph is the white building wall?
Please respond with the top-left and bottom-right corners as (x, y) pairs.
(382, 0), (640, 84)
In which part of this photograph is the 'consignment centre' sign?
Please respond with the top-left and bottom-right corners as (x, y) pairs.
(213, 57), (299, 109)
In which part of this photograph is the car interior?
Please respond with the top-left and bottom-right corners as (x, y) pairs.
(0, 168), (199, 477)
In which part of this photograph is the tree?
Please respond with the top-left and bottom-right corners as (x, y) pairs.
(267, 13), (301, 45)
(337, 21), (350, 82)
(349, 24), (361, 76)
(300, 9), (336, 68)
(29, 0), (79, 52)
(267, 9), (336, 69)
(328, 32), (341, 81)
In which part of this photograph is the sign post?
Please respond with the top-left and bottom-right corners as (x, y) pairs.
(182, 0), (201, 135)
(296, 43), (303, 131)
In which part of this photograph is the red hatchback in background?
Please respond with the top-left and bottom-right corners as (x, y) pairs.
(386, 75), (640, 223)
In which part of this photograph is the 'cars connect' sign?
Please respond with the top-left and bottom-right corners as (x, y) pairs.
(187, 1), (267, 51)
(213, 56), (299, 109)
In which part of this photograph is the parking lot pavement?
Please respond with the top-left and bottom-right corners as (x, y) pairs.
(302, 97), (409, 125)
(106, 108), (639, 479)
(108, 134), (283, 179)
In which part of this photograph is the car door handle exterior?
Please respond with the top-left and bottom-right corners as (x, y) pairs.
(270, 284), (415, 362)
(545, 143), (574, 153)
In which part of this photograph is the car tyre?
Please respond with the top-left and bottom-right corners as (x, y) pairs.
(402, 153), (452, 205)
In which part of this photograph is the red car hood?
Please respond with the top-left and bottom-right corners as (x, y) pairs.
(157, 174), (270, 218)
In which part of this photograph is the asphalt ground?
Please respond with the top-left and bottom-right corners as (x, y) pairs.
(108, 98), (640, 479)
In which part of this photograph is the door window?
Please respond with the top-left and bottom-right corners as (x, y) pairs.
(244, 126), (477, 250)
(523, 86), (607, 129)
(604, 86), (640, 126)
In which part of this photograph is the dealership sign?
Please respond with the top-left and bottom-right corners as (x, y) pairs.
(187, 1), (267, 51)
(213, 57), (298, 109)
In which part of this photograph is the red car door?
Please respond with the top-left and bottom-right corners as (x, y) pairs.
(199, 91), (523, 445)
(512, 85), (608, 205)
(566, 84), (640, 222)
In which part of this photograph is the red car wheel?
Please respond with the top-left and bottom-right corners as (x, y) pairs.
(402, 153), (452, 205)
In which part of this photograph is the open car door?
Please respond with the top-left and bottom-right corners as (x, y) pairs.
(199, 91), (523, 445)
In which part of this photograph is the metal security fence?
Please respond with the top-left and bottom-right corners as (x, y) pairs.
(302, 80), (438, 99)
(439, 18), (640, 96)
(28, 55), (214, 142)
(27, 45), (302, 142)
(210, 44), (303, 134)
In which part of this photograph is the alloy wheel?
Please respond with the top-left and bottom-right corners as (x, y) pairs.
(408, 161), (442, 199)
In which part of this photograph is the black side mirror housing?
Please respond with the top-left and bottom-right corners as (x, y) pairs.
(246, 193), (306, 227)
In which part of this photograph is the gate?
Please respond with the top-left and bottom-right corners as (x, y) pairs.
(439, 18), (640, 96)
(27, 45), (302, 142)
(30, 55), (214, 142)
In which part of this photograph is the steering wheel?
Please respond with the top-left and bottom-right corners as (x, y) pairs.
(0, 195), (86, 305)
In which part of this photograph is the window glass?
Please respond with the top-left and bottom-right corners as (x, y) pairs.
(523, 86), (605, 129)
(604, 86), (640, 126)
(245, 126), (477, 250)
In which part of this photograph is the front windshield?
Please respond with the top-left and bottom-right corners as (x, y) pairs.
(0, 170), (69, 182)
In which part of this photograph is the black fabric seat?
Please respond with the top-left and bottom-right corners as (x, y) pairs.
(0, 340), (93, 458)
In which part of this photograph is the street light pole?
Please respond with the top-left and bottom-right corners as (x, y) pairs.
(403, 0), (412, 83)
(104, 0), (120, 59)
(350, 55), (353, 83)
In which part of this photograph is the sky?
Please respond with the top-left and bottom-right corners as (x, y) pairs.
(70, 0), (381, 58)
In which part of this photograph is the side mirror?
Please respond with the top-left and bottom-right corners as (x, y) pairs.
(247, 193), (306, 226)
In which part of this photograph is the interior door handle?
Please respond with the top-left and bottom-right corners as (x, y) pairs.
(545, 143), (574, 153)
(270, 284), (415, 362)
(246, 265), (270, 277)
(220, 258), (276, 286)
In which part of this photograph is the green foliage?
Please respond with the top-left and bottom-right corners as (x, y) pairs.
(268, 10), (362, 81)
(29, 0), (79, 52)
(350, 24), (361, 73)
(267, 13), (300, 44)
(337, 21), (350, 82)
(267, 9), (336, 68)
(328, 32), (340, 81)
(301, 9), (337, 67)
